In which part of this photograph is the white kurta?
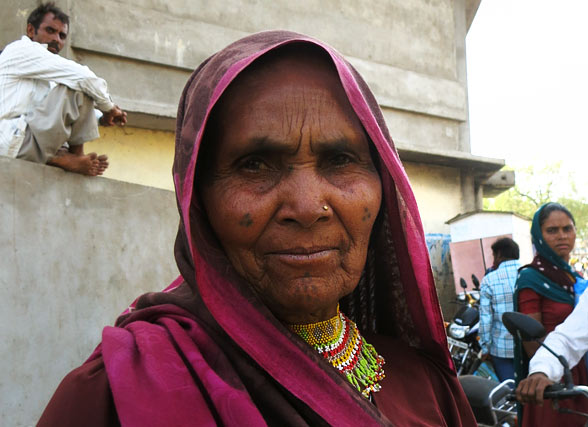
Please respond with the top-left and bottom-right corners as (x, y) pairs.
(0, 36), (115, 157)
(529, 289), (588, 381)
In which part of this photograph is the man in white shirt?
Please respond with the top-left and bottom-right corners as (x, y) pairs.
(516, 289), (588, 404)
(0, 2), (127, 176)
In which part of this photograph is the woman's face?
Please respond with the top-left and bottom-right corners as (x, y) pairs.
(541, 210), (576, 261)
(200, 54), (382, 324)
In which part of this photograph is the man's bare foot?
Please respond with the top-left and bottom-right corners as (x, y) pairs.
(47, 151), (104, 176)
(96, 154), (109, 175)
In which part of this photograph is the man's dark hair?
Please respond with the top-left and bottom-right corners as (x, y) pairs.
(492, 237), (519, 260)
(538, 202), (575, 227)
(27, 2), (69, 30)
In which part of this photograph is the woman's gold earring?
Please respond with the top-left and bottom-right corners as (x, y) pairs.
(323, 205), (329, 211)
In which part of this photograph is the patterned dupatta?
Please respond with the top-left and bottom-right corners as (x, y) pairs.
(515, 203), (579, 307)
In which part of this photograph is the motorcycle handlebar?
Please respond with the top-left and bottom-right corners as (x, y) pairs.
(543, 384), (588, 400)
(507, 384), (588, 402)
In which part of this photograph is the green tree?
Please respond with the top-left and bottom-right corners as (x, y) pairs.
(484, 162), (588, 239)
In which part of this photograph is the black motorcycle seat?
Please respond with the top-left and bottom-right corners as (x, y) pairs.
(454, 306), (480, 327)
(459, 375), (512, 425)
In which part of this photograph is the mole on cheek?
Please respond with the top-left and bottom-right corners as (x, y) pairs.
(362, 207), (372, 222)
(239, 213), (253, 227)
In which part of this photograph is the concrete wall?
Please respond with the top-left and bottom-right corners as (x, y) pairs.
(404, 161), (464, 317)
(426, 233), (455, 319)
(0, 0), (497, 219)
(0, 1), (495, 201)
(0, 157), (179, 426)
(1, 0), (467, 132)
(0, 155), (462, 424)
(404, 161), (463, 234)
(65, 0), (466, 133)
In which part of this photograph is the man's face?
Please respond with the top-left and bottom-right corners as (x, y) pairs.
(26, 12), (68, 54)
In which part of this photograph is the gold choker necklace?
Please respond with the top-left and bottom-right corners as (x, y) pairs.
(289, 309), (385, 398)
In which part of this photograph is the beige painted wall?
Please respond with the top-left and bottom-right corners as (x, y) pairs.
(86, 126), (175, 191)
(404, 161), (462, 234)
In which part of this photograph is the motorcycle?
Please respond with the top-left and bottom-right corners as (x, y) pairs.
(503, 312), (588, 421)
(461, 312), (588, 426)
(447, 277), (483, 375)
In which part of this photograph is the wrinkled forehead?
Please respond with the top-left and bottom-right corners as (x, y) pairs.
(195, 44), (369, 179)
(213, 43), (344, 117)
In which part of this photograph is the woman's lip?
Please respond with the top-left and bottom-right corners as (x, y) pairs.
(268, 246), (337, 255)
(266, 248), (339, 264)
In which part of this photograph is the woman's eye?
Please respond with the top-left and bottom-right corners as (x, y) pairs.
(239, 157), (267, 172)
(329, 153), (354, 167)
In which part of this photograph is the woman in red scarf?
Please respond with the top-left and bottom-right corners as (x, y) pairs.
(39, 31), (475, 426)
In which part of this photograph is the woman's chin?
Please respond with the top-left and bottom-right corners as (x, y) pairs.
(554, 247), (572, 260)
(259, 283), (348, 324)
(273, 305), (340, 324)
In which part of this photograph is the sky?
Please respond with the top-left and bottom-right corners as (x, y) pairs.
(466, 0), (588, 198)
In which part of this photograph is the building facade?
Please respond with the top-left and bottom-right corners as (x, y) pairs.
(1, 1), (508, 199)
(1, 1), (518, 423)
(1, 0), (514, 309)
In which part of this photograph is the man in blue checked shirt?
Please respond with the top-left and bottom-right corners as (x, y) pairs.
(480, 237), (521, 382)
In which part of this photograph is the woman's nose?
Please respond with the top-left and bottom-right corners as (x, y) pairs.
(275, 167), (332, 228)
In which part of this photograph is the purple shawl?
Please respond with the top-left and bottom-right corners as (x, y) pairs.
(43, 31), (464, 426)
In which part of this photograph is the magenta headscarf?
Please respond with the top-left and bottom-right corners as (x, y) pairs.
(95, 31), (453, 426)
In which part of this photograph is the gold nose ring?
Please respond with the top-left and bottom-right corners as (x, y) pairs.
(322, 205), (329, 211)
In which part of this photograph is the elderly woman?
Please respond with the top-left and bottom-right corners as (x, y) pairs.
(39, 31), (475, 426)
(515, 202), (588, 426)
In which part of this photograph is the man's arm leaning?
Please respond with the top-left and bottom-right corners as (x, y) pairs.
(9, 37), (114, 111)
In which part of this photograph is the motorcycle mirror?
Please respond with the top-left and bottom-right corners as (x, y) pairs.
(502, 312), (546, 341)
(471, 274), (480, 290)
(459, 278), (467, 290)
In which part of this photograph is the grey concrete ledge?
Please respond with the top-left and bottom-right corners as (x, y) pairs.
(396, 144), (505, 176)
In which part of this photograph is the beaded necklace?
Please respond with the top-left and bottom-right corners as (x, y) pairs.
(289, 308), (385, 398)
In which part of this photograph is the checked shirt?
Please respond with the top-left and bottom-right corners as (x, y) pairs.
(479, 259), (521, 358)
